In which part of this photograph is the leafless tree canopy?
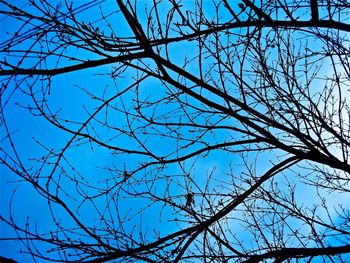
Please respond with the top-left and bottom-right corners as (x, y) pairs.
(0, 0), (350, 262)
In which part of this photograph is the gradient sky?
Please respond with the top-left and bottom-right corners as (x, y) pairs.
(1, 1), (349, 262)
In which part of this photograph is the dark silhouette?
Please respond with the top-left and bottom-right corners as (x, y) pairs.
(0, 0), (349, 262)
(0, 256), (17, 263)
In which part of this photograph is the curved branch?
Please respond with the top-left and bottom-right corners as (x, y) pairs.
(243, 244), (350, 262)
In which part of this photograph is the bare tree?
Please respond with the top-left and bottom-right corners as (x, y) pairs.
(0, 0), (350, 262)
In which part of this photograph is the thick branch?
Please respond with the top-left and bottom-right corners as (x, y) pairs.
(0, 51), (147, 76)
(243, 244), (350, 262)
(310, 0), (319, 21)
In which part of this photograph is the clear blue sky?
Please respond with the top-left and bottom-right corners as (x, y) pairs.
(1, 1), (349, 262)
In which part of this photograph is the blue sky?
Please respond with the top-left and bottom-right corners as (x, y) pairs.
(1, 1), (350, 262)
